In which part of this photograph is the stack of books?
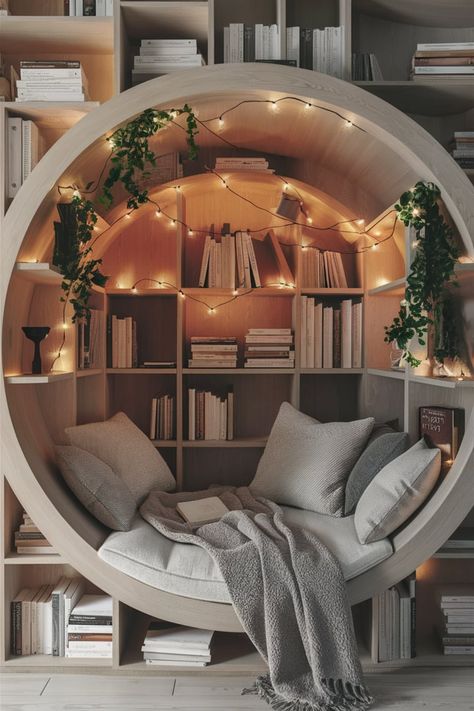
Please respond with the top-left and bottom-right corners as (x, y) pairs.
(66, 0), (114, 15)
(78, 308), (104, 370)
(411, 42), (474, 81)
(419, 406), (464, 475)
(11, 576), (87, 656)
(14, 511), (55, 556)
(300, 297), (362, 369)
(6, 117), (40, 199)
(188, 337), (238, 369)
(142, 623), (214, 667)
(109, 315), (138, 368)
(66, 594), (113, 659)
(450, 131), (474, 172)
(198, 228), (293, 289)
(244, 328), (294, 368)
(188, 387), (234, 440)
(301, 249), (349, 288)
(286, 26), (344, 78)
(223, 24), (280, 63)
(132, 39), (205, 86)
(370, 574), (416, 662)
(149, 394), (175, 440)
(351, 53), (383, 80)
(214, 156), (273, 173)
(15, 60), (88, 102)
(440, 587), (474, 655)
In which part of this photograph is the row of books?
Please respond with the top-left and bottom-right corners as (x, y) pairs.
(142, 623), (214, 667)
(300, 298), (362, 369)
(450, 131), (474, 171)
(198, 228), (294, 289)
(78, 308), (104, 370)
(66, 0), (113, 15)
(6, 117), (39, 198)
(149, 395), (175, 440)
(244, 328), (294, 369)
(440, 587), (474, 655)
(11, 577), (112, 659)
(13, 511), (55, 556)
(132, 39), (205, 85)
(371, 574), (416, 662)
(188, 388), (234, 440)
(214, 156), (273, 173)
(301, 249), (349, 288)
(286, 26), (345, 78)
(351, 53), (383, 81)
(410, 42), (474, 80)
(109, 315), (138, 369)
(223, 24), (280, 63)
(188, 337), (237, 369)
(14, 60), (88, 102)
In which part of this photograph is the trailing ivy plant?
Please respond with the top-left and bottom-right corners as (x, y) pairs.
(384, 181), (460, 367)
(54, 105), (198, 322)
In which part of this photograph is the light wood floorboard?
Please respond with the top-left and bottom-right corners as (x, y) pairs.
(0, 670), (473, 710)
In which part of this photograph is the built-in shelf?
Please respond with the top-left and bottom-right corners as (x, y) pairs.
(183, 287), (296, 297)
(434, 549), (474, 559)
(359, 640), (474, 670)
(4, 102), (100, 127)
(4, 372), (73, 384)
(0, 15), (113, 54)
(409, 374), (474, 389)
(182, 438), (267, 448)
(366, 368), (405, 381)
(150, 440), (177, 448)
(353, 0), (474, 28)
(182, 368), (295, 375)
(107, 288), (177, 296)
(106, 368), (177, 375)
(4, 553), (63, 565)
(14, 262), (62, 284)
(368, 278), (406, 296)
(301, 288), (364, 296)
(4, 654), (112, 668)
(300, 368), (364, 375)
(354, 81), (474, 116)
(76, 368), (104, 378)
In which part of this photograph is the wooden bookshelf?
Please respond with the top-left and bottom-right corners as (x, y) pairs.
(1, 0), (474, 675)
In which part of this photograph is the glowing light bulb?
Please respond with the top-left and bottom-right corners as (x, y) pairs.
(179, 291), (186, 299)
(175, 185), (181, 192)
(232, 289), (239, 296)
(356, 219), (365, 226)
(131, 287), (138, 294)
(305, 103), (312, 110)
(61, 322), (68, 331)
(124, 213), (131, 220)
(170, 218), (176, 225)
(188, 229), (194, 236)
(93, 225), (100, 231)
(218, 117), (224, 127)
(271, 101), (278, 111)
(73, 189), (81, 198)
(155, 209), (162, 218)
(208, 307), (215, 315)
(306, 216), (313, 224)
(283, 183), (289, 191)
(400, 299), (408, 307)
(372, 244), (379, 250)
(301, 245), (307, 250)
(412, 240), (419, 249)
(222, 180), (227, 188)
(412, 208), (420, 217)
(345, 120), (353, 128)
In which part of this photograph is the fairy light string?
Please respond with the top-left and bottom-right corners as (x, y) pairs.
(49, 97), (395, 370)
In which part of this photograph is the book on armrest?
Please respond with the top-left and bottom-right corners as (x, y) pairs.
(176, 497), (229, 526)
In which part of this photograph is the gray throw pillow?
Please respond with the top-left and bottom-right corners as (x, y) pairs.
(65, 412), (175, 504)
(251, 402), (374, 515)
(354, 438), (441, 544)
(344, 425), (410, 515)
(56, 445), (136, 531)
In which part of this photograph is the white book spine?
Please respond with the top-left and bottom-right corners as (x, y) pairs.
(198, 235), (212, 287)
(150, 397), (158, 439)
(341, 299), (352, 369)
(223, 27), (230, 63)
(219, 400), (227, 440)
(300, 296), (308, 368)
(241, 233), (252, 287)
(76, 0), (83, 16)
(255, 24), (264, 60)
(314, 302), (323, 368)
(235, 232), (245, 288)
(7, 117), (22, 198)
(215, 242), (222, 288)
(323, 306), (333, 368)
(96, 0), (106, 16)
(227, 391), (234, 440)
(188, 389), (196, 440)
(208, 239), (216, 288)
(69, 0), (76, 16)
(352, 302), (362, 368)
(105, 0), (114, 15)
(229, 234), (236, 290)
(307, 298), (315, 368)
(244, 233), (261, 287)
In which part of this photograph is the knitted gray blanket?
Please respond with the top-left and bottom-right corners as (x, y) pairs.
(140, 486), (373, 711)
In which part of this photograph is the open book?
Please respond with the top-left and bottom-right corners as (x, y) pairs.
(176, 496), (229, 526)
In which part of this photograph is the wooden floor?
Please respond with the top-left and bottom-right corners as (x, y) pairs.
(0, 669), (473, 710)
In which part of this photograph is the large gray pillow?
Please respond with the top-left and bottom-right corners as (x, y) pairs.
(56, 445), (136, 531)
(65, 412), (175, 504)
(354, 438), (441, 544)
(344, 425), (410, 515)
(251, 402), (374, 515)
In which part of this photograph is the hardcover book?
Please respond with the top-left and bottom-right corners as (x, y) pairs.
(419, 406), (464, 473)
(176, 497), (229, 526)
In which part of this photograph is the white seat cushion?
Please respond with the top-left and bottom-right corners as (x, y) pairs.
(98, 510), (393, 603)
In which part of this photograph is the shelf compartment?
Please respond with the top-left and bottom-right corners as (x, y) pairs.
(76, 368), (103, 378)
(0, 15), (113, 54)
(354, 80), (474, 116)
(300, 373), (361, 423)
(368, 277), (406, 296)
(182, 447), (262, 491)
(352, 0), (474, 28)
(4, 372), (73, 384)
(301, 288), (364, 296)
(183, 287), (296, 297)
(182, 368), (295, 375)
(4, 654), (112, 668)
(4, 553), (64, 565)
(433, 549), (474, 559)
(366, 367), (405, 380)
(300, 368), (364, 375)
(4, 101), (100, 126)
(106, 368), (177, 375)
(150, 440), (177, 448)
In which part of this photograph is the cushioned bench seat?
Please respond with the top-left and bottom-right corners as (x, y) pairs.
(98, 508), (393, 603)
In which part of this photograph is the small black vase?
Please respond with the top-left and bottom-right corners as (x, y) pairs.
(22, 326), (50, 374)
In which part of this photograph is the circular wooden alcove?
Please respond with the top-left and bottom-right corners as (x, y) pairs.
(2, 64), (474, 632)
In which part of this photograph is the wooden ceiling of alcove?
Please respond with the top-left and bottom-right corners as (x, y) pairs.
(18, 90), (418, 264)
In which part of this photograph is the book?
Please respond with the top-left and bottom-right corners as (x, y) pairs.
(52, 577), (70, 656)
(7, 117), (22, 198)
(69, 594), (113, 622)
(142, 625), (214, 651)
(176, 497), (229, 526)
(419, 406), (464, 472)
(417, 42), (474, 52)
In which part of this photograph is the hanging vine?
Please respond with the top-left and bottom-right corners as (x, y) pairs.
(384, 181), (460, 367)
(54, 105), (199, 322)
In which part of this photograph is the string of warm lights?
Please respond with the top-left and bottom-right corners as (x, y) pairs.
(49, 96), (393, 371)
